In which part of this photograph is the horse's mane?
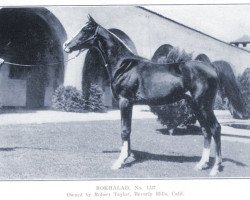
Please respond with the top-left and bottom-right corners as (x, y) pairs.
(151, 46), (192, 65)
(166, 47), (193, 63)
(105, 28), (134, 54)
(86, 17), (133, 54)
(109, 28), (138, 55)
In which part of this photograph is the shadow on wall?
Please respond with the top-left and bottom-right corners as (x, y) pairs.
(0, 8), (67, 109)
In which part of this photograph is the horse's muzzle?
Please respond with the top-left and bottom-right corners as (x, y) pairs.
(63, 42), (71, 53)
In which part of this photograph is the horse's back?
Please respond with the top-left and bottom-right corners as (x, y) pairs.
(113, 58), (185, 103)
(183, 60), (218, 79)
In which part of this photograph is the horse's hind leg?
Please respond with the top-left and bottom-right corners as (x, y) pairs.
(111, 97), (133, 170)
(195, 126), (212, 171)
(207, 112), (222, 176)
(185, 95), (212, 170)
(186, 95), (222, 175)
(192, 107), (212, 170)
(196, 108), (222, 176)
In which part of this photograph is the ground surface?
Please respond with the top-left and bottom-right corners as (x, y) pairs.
(0, 117), (249, 180)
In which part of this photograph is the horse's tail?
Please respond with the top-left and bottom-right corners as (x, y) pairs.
(212, 60), (248, 119)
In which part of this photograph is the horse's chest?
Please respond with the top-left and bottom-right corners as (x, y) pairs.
(112, 71), (138, 99)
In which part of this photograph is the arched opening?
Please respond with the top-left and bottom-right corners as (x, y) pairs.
(151, 44), (173, 63)
(82, 28), (137, 108)
(0, 8), (66, 108)
(195, 53), (211, 64)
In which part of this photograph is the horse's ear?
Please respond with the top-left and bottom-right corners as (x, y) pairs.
(88, 14), (97, 25)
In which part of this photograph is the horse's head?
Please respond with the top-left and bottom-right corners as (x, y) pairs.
(64, 15), (99, 53)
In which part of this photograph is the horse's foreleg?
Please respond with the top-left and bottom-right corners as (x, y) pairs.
(111, 97), (133, 170)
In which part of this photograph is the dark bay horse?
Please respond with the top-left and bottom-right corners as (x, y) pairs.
(151, 45), (196, 131)
(63, 16), (246, 176)
(195, 54), (247, 119)
(212, 60), (247, 119)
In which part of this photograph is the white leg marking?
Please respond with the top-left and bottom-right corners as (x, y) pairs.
(209, 166), (219, 176)
(210, 155), (222, 176)
(169, 129), (174, 135)
(195, 148), (210, 171)
(111, 141), (129, 170)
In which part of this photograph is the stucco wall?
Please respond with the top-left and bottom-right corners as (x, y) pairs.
(0, 6), (249, 107)
(48, 6), (250, 92)
(0, 65), (26, 106)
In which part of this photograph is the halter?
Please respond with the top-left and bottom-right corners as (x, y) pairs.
(89, 26), (112, 80)
(78, 25), (108, 68)
(80, 25), (99, 46)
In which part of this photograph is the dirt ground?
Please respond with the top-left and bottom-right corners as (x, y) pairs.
(0, 118), (249, 180)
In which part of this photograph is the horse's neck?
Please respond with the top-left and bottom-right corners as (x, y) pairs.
(98, 29), (135, 74)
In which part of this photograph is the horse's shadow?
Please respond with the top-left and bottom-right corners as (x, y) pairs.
(124, 150), (201, 167)
(119, 150), (248, 170)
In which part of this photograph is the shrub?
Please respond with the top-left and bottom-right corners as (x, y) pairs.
(238, 68), (250, 116)
(52, 86), (87, 113)
(213, 93), (228, 110)
(150, 47), (195, 130)
(150, 100), (196, 130)
(52, 84), (106, 113)
(87, 83), (106, 112)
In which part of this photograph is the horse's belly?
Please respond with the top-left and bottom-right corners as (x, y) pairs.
(136, 73), (184, 104)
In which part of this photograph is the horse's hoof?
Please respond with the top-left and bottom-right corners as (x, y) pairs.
(111, 162), (123, 170)
(129, 152), (135, 159)
(194, 162), (209, 171)
(194, 165), (202, 171)
(209, 168), (219, 176)
(209, 165), (221, 176)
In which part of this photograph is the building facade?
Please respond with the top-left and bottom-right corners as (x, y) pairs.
(0, 6), (249, 108)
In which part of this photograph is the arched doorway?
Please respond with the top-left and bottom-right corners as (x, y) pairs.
(82, 28), (137, 108)
(0, 8), (66, 108)
(151, 44), (173, 63)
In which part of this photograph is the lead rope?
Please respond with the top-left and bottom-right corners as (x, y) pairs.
(2, 49), (84, 67)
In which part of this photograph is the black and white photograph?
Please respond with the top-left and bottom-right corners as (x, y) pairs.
(0, 2), (250, 199)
